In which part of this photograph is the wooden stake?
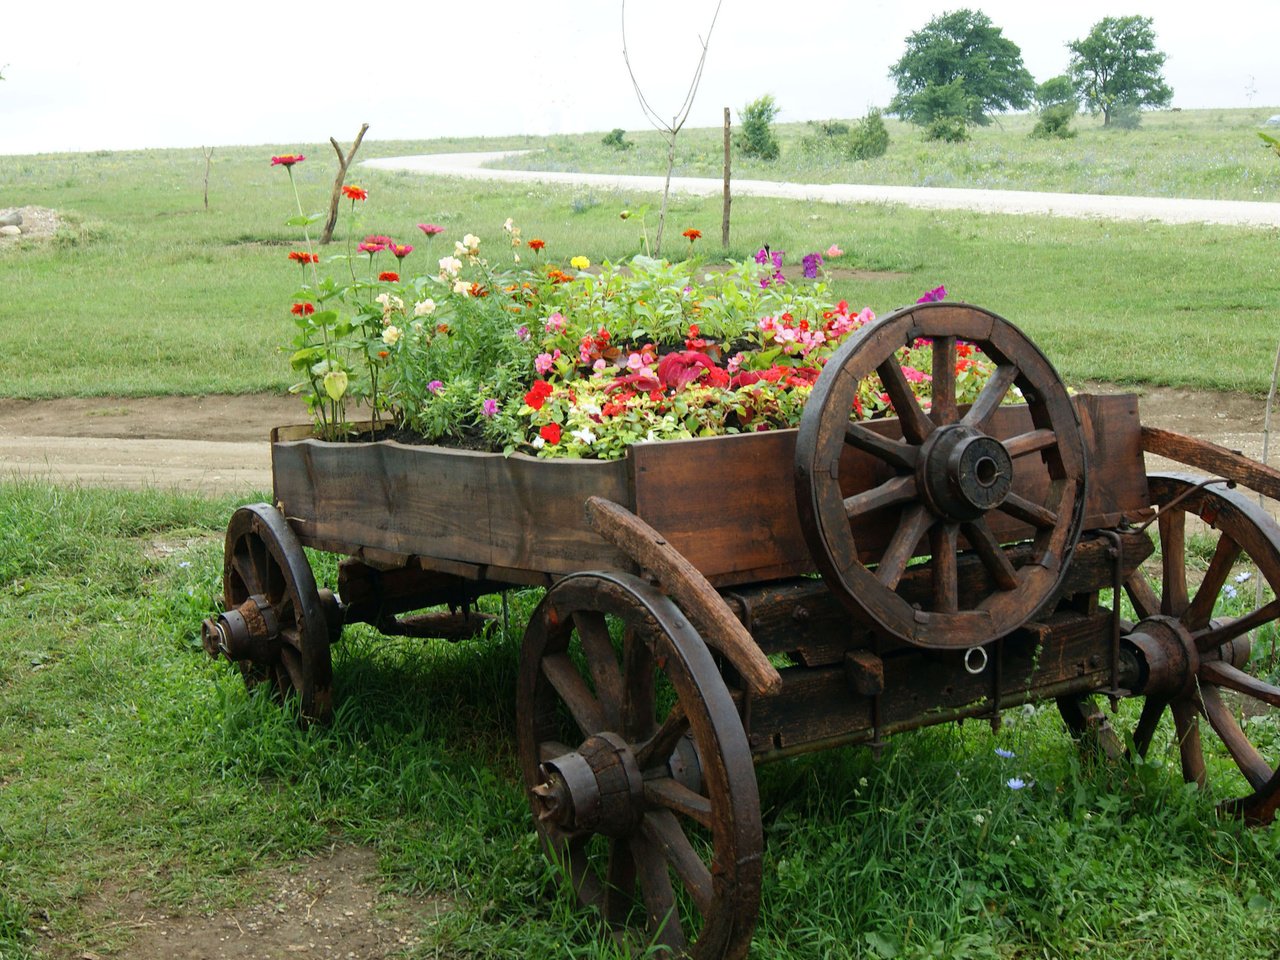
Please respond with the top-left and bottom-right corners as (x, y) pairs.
(320, 123), (370, 245)
(722, 107), (731, 248)
(202, 146), (214, 212)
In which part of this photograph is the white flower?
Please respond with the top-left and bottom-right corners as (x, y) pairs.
(503, 218), (515, 233)
(438, 256), (462, 278)
(413, 298), (436, 317)
(382, 325), (402, 346)
(410, 321), (424, 334)
(1235, 571), (1252, 583)
(531, 436), (546, 449)
(374, 293), (403, 318)
(453, 279), (470, 295)
(973, 812), (986, 826)
(571, 427), (597, 445)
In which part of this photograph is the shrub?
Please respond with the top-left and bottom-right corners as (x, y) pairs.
(925, 115), (969, 142)
(848, 109), (890, 160)
(1031, 103), (1077, 139)
(737, 95), (781, 160)
(1110, 102), (1143, 130)
(600, 128), (633, 150)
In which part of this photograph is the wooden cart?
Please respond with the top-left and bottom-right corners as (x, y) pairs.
(201, 303), (1280, 959)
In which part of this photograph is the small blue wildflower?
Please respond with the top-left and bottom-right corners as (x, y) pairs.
(994, 748), (1015, 759)
(1235, 571), (1252, 583)
(1223, 584), (1238, 600)
(1007, 777), (1027, 790)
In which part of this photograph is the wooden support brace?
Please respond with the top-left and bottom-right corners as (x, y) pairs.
(585, 496), (783, 697)
(1143, 426), (1280, 501)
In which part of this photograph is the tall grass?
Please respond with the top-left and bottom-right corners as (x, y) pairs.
(0, 483), (1277, 958)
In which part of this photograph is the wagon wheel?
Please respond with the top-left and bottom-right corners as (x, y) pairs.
(517, 571), (762, 959)
(1068, 474), (1280, 824)
(201, 503), (335, 723)
(795, 302), (1087, 648)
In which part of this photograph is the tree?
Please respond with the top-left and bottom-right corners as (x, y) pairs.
(888, 9), (1034, 132)
(1031, 75), (1077, 139)
(736, 95), (780, 160)
(1068, 16), (1172, 127)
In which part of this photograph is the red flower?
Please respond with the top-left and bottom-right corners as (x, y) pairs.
(524, 380), (555, 410)
(342, 184), (368, 201)
(291, 302), (315, 316)
(288, 251), (318, 264)
(657, 350), (721, 391)
(271, 154), (305, 167)
(468, 282), (488, 298)
(527, 238), (546, 252)
(378, 350), (390, 359)
(417, 223), (445, 236)
(539, 423), (562, 445)
(682, 228), (702, 241)
(379, 271), (400, 282)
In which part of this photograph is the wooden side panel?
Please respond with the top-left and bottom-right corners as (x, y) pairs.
(273, 439), (633, 576)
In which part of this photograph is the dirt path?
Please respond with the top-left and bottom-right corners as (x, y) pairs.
(0, 387), (1273, 496)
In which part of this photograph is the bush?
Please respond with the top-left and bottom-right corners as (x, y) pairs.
(1031, 103), (1077, 139)
(848, 109), (890, 160)
(600, 128), (633, 151)
(1111, 102), (1142, 129)
(924, 115), (969, 142)
(737, 95), (781, 160)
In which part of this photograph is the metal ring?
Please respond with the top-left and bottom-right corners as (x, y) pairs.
(964, 646), (989, 675)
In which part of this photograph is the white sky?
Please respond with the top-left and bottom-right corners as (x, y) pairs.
(1, 0), (1276, 156)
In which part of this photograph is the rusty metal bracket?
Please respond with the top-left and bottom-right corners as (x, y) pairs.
(585, 497), (782, 697)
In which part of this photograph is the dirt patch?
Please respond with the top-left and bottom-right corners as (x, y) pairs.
(42, 846), (447, 960)
(0, 385), (1273, 497)
(0, 205), (61, 244)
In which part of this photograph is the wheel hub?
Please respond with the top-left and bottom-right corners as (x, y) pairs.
(532, 733), (645, 837)
(1125, 615), (1199, 698)
(917, 425), (1014, 521)
(201, 594), (280, 663)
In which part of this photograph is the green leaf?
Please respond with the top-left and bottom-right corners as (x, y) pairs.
(285, 213), (324, 227)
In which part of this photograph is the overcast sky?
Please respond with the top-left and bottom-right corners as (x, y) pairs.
(2, 0), (1276, 156)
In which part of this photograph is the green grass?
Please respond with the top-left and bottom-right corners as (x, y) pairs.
(494, 107), (1280, 201)
(1, 483), (1278, 959)
(1, 115), (1279, 400)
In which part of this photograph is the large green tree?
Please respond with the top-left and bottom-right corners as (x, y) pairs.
(888, 9), (1035, 129)
(1067, 16), (1172, 126)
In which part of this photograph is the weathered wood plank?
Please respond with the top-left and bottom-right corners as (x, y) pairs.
(1142, 425), (1280, 502)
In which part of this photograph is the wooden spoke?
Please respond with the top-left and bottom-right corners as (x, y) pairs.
(875, 504), (934, 590)
(930, 523), (959, 613)
(573, 611), (624, 730)
(642, 810), (714, 916)
(930, 336), (958, 425)
(229, 548), (264, 596)
(1171, 697), (1207, 788)
(634, 705), (691, 771)
(1183, 535), (1242, 630)
(632, 835), (688, 953)
(844, 474), (918, 520)
(643, 777), (714, 830)
(603, 840), (638, 925)
(541, 652), (605, 734)
(1124, 571), (1162, 621)
(960, 363), (1019, 432)
(844, 423), (918, 470)
(621, 626), (656, 743)
(998, 491), (1058, 530)
(1200, 660), (1280, 708)
(538, 740), (574, 763)
(1199, 684), (1274, 790)
(1003, 428), (1057, 460)
(962, 518), (1020, 590)
(1158, 509), (1189, 617)
(876, 358), (934, 444)
(1194, 598), (1280, 653)
(1132, 696), (1168, 757)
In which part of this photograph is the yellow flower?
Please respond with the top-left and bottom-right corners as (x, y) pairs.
(570, 255), (590, 270)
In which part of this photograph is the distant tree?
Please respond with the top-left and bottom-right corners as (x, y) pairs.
(1031, 75), (1077, 139)
(847, 109), (890, 160)
(1068, 16), (1172, 127)
(888, 9), (1034, 132)
(601, 128), (633, 150)
(736, 95), (780, 160)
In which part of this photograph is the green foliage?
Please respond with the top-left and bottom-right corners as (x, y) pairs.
(925, 114), (970, 143)
(600, 128), (633, 151)
(1068, 15), (1173, 127)
(1261, 131), (1280, 159)
(847, 108), (890, 160)
(1110, 101), (1144, 130)
(808, 119), (850, 139)
(1032, 104), (1077, 140)
(737, 94), (781, 160)
(888, 9), (1035, 127)
(1036, 75), (1078, 110)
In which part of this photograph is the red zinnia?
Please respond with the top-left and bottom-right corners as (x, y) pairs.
(288, 251), (318, 264)
(379, 271), (400, 282)
(342, 184), (368, 201)
(527, 238), (546, 252)
(539, 423), (562, 445)
(291, 302), (315, 316)
(271, 154), (305, 167)
(682, 228), (702, 241)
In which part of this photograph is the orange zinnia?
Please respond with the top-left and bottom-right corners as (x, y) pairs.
(342, 185), (368, 201)
(682, 228), (702, 241)
(528, 238), (546, 252)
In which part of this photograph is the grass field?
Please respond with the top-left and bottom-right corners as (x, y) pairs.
(1, 483), (1277, 959)
(1, 106), (1278, 400)
(3, 112), (1280, 958)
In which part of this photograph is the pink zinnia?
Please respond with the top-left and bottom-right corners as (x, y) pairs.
(271, 154), (305, 167)
(389, 243), (413, 260)
(358, 241), (387, 254)
(418, 223), (446, 236)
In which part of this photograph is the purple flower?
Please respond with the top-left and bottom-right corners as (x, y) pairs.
(802, 252), (823, 279)
(771, 250), (785, 269)
(515, 325), (530, 342)
(427, 379), (443, 394)
(1006, 777), (1028, 790)
(754, 247), (770, 265)
(916, 285), (948, 304)
(994, 748), (1015, 759)
(482, 398), (499, 418)
(772, 269), (786, 286)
